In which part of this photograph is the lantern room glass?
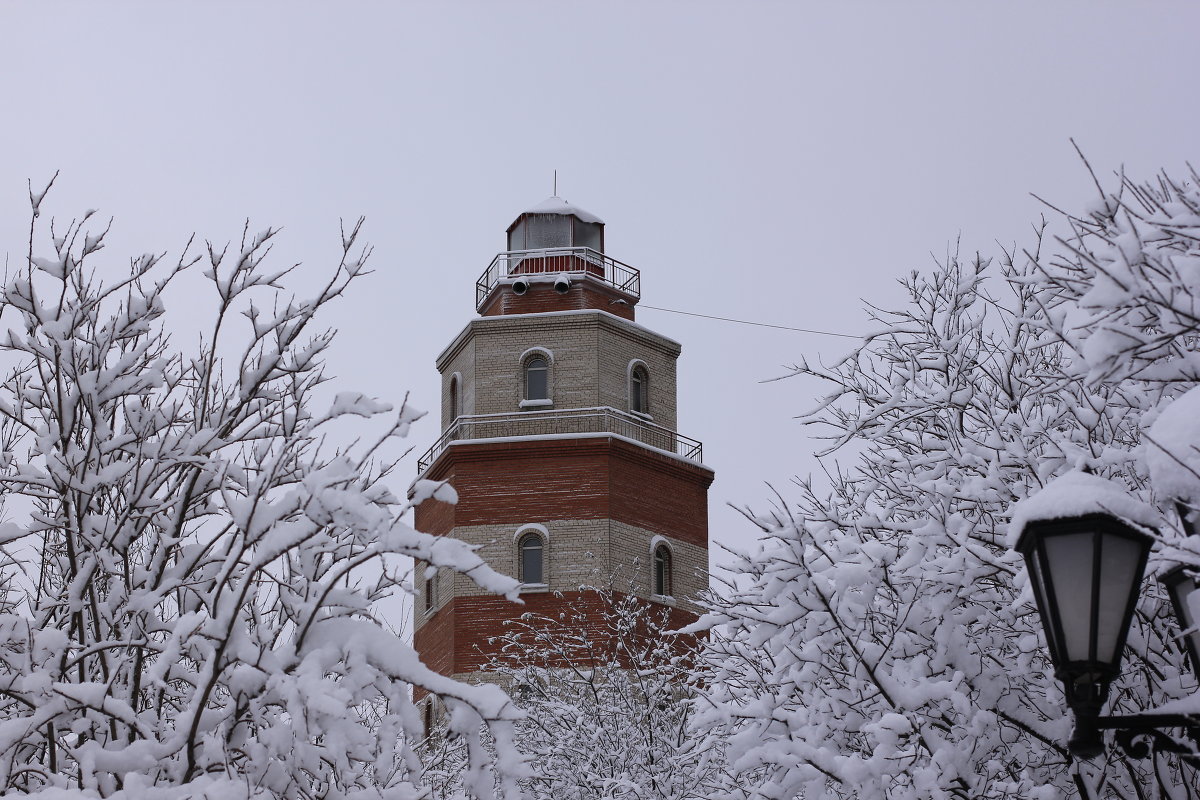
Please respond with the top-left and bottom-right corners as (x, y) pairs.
(506, 212), (604, 253)
(527, 215), (571, 250)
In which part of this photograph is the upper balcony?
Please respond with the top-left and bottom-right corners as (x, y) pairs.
(417, 406), (702, 474)
(475, 248), (641, 311)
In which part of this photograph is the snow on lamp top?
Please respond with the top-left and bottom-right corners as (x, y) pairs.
(507, 195), (605, 253)
(1007, 470), (1160, 549)
(1146, 386), (1200, 506)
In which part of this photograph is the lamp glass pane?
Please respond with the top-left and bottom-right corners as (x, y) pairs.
(1164, 569), (1200, 676)
(1184, 582), (1200, 664)
(1043, 532), (1096, 662)
(1183, 582), (1200, 632)
(1170, 573), (1200, 639)
(1095, 533), (1144, 664)
(1025, 550), (1061, 658)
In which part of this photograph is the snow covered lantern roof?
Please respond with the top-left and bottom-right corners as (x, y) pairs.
(1007, 470), (1160, 550)
(507, 196), (605, 253)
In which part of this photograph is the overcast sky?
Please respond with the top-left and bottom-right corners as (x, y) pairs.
(3, 2), (1199, 579)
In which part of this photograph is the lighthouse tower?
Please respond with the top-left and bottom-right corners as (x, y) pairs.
(413, 197), (713, 682)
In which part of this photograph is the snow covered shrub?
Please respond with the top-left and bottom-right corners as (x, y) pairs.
(0, 179), (524, 798)
(422, 588), (726, 800)
(698, 188), (1200, 800)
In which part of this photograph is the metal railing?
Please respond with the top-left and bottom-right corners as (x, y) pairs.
(417, 406), (702, 472)
(476, 248), (641, 309)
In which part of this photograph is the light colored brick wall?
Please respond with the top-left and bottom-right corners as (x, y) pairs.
(416, 517), (707, 626)
(435, 312), (683, 431)
(609, 520), (707, 616)
(595, 326), (679, 431)
(413, 560), (458, 634)
(473, 318), (600, 414)
(440, 337), (476, 428)
(443, 520), (613, 598)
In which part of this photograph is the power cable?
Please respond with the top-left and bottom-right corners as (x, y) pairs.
(636, 304), (861, 340)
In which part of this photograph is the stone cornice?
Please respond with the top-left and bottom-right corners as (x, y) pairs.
(436, 309), (683, 371)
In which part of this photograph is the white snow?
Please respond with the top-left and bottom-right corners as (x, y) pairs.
(410, 478), (458, 505)
(1146, 386), (1200, 505)
(302, 618), (518, 720)
(327, 391), (393, 418)
(1144, 691), (1200, 716)
(520, 195), (604, 224)
(1007, 470), (1160, 548)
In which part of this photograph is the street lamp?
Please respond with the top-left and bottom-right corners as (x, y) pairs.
(1162, 564), (1200, 677)
(1015, 512), (1154, 758)
(1012, 475), (1200, 762)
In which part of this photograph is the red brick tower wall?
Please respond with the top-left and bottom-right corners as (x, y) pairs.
(414, 437), (712, 677)
(479, 280), (636, 321)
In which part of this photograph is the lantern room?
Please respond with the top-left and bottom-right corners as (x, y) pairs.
(506, 196), (604, 252)
(477, 196), (640, 320)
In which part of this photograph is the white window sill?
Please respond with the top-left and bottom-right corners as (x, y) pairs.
(519, 582), (550, 593)
(630, 410), (653, 421)
(520, 399), (553, 410)
(650, 593), (675, 606)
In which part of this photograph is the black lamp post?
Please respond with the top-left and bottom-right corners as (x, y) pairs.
(1014, 512), (1156, 758)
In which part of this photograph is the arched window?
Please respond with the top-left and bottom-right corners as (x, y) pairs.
(424, 568), (437, 613)
(525, 355), (549, 401)
(653, 544), (672, 596)
(448, 375), (460, 422)
(518, 531), (545, 585)
(630, 364), (649, 414)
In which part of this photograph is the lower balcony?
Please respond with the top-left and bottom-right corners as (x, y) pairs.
(417, 406), (703, 473)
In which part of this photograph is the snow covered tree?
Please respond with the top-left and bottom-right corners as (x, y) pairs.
(422, 588), (725, 800)
(0, 178), (526, 799)
(696, 164), (1200, 799)
(1030, 162), (1200, 543)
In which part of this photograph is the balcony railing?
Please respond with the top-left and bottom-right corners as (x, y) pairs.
(417, 406), (703, 473)
(476, 248), (641, 309)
